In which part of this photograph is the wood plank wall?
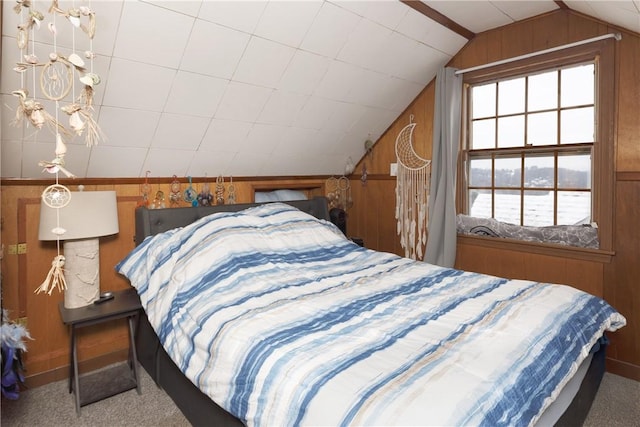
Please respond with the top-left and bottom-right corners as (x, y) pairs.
(346, 10), (640, 381)
(0, 178), (326, 386)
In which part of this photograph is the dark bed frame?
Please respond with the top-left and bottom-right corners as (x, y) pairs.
(131, 197), (606, 427)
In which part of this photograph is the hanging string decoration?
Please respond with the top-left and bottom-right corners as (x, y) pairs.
(137, 171), (152, 208)
(215, 176), (225, 205)
(227, 177), (236, 204)
(169, 175), (181, 207)
(395, 116), (431, 260)
(197, 176), (213, 207)
(184, 176), (198, 207)
(325, 176), (352, 211)
(13, 0), (105, 295)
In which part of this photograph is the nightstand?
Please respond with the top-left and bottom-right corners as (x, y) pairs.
(58, 287), (142, 415)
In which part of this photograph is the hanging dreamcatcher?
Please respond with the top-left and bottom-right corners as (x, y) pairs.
(183, 176), (198, 206)
(325, 176), (352, 210)
(137, 171), (152, 208)
(227, 177), (236, 204)
(215, 175), (225, 205)
(197, 176), (213, 207)
(395, 115), (431, 260)
(169, 175), (181, 207)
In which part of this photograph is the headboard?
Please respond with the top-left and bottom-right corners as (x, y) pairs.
(134, 196), (330, 246)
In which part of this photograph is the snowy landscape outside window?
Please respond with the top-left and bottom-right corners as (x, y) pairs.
(465, 62), (595, 227)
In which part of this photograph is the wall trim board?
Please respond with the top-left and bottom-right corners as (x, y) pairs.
(617, 172), (640, 181)
(606, 358), (640, 382)
(23, 348), (129, 389)
(1, 175), (335, 186)
(457, 235), (614, 263)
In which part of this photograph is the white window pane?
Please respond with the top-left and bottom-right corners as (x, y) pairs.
(523, 190), (554, 226)
(494, 190), (521, 224)
(561, 107), (594, 143)
(469, 158), (492, 187)
(497, 115), (524, 148)
(472, 119), (495, 149)
(528, 71), (558, 111)
(557, 191), (591, 224)
(469, 189), (492, 218)
(498, 77), (525, 115)
(528, 111), (557, 146)
(558, 153), (591, 189)
(524, 155), (554, 188)
(494, 156), (521, 187)
(561, 64), (594, 108)
(472, 83), (496, 118)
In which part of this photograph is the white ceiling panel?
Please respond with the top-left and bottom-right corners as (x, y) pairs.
(199, 119), (253, 152)
(424, 1), (514, 33)
(102, 58), (175, 111)
(258, 91), (309, 126)
(214, 82), (273, 122)
(180, 20), (251, 79)
(86, 145), (148, 177)
(113, 1), (194, 68)
(300, 2), (361, 58)
(276, 50), (331, 95)
(164, 71), (228, 117)
(253, 1), (323, 47)
(565, 0), (640, 33)
(2, 0), (636, 179)
(150, 113), (210, 150)
(98, 106), (160, 148)
(233, 37), (297, 88)
(142, 148), (195, 177)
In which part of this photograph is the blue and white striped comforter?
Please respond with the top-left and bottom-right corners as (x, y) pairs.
(117, 203), (626, 427)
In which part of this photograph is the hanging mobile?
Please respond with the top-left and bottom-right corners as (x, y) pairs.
(169, 175), (181, 207)
(184, 176), (198, 206)
(215, 175), (225, 205)
(197, 175), (213, 207)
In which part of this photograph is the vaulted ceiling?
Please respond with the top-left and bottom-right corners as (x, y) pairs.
(1, 1), (638, 179)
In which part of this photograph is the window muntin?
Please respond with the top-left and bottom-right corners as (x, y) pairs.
(465, 62), (595, 228)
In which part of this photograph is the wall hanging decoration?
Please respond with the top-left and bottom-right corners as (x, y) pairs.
(13, 0), (106, 296)
(183, 176), (198, 206)
(197, 176), (213, 207)
(227, 177), (236, 204)
(325, 176), (352, 211)
(395, 115), (431, 260)
(169, 175), (181, 207)
(138, 171), (152, 208)
(215, 175), (225, 205)
(151, 190), (165, 209)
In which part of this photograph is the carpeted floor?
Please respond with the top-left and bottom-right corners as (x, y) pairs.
(2, 366), (639, 426)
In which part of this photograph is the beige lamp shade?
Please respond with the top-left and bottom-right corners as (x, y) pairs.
(39, 190), (119, 241)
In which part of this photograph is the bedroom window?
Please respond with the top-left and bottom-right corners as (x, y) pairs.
(458, 40), (615, 253)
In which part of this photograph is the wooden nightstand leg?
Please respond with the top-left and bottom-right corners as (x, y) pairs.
(127, 315), (142, 395)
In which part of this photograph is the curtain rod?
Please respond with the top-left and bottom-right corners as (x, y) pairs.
(455, 32), (622, 75)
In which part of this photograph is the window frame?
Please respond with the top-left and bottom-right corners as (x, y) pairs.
(457, 39), (615, 257)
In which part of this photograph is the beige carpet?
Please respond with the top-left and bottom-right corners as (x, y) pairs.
(2, 366), (639, 426)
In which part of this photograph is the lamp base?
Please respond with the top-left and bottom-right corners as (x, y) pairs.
(63, 238), (101, 308)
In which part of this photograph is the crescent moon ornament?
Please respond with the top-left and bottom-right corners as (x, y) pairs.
(395, 116), (431, 260)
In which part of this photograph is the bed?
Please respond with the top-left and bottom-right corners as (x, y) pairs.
(118, 197), (626, 426)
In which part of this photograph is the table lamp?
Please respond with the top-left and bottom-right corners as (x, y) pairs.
(39, 189), (119, 308)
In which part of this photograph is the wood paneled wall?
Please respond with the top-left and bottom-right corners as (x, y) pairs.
(0, 177), (326, 386)
(347, 10), (640, 381)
